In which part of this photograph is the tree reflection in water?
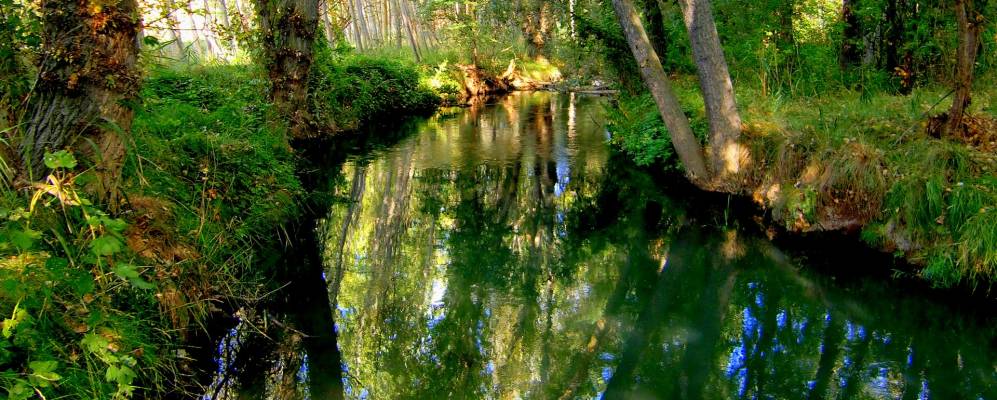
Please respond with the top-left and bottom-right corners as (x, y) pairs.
(213, 92), (997, 399)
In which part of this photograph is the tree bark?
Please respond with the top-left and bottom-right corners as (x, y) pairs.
(519, 0), (550, 60)
(948, 0), (981, 135)
(678, 0), (744, 180)
(642, 0), (669, 63)
(253, 0), (321, 138)
(18, 0), (142, 207)
(839, 0), (861, 68)
(399, 0), (421, 62)
(611, 0), (710, 185)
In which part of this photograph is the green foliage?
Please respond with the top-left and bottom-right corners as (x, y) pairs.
(133, 64), (304, 264)
(310, 48), (440, 131)
(606, 95), (674, 167)
(1, 151), (162, 399)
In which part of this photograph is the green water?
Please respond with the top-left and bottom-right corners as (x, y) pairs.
(214, 92), (997, 399)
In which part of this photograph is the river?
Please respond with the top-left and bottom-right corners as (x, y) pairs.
(205, 92), (997, 400)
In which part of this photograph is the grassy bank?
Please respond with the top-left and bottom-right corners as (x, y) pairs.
(0, 56), (439, 398)
(608, 77), (997, 289)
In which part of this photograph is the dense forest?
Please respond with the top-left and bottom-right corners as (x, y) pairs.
(0, 0), (994, 398)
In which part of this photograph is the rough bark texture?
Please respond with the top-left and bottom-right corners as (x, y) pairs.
(19, 0), (142, 206)
(519, 0), (551, 60)
(948, 0), (982, 135)
(678, 0), (744, 182)
(611, 0), (710, 185)
(254, 0), (321, 138)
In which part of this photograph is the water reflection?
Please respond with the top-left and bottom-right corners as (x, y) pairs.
(216, 92), (997, 399)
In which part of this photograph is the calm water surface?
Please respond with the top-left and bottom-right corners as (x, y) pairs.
(212, 92), (997, 399)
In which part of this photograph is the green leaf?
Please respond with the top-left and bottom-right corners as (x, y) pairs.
(42, 150), (77, 170)
(28, 360), (61, 387)
(100, 217), (128, 233)
(81, 333), (109, 353)
(6, 380), (33, 400)
(5, 228), (40, 251)
(90, 235), (123, 256)
(112, 264), (154, 290)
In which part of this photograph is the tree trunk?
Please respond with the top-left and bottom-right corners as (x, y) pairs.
(642, 0), (669, 63)
(839, 0), (861, 68)
(18, 0), (142, 207)
(948, 0), (981, 135)
(217, 0), (241, 56)
(165, 0), (187, 57)
(253, 0), (321, 138)
(611, 0), (710, 185)
(399, 0), (421, 61)
(678, 0), (743, 181)
(519, 0), (550, 60)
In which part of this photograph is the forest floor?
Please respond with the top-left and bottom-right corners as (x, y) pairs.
(610, 76), (997, 289)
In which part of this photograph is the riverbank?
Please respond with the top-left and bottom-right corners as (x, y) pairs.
(0, 56), (440, 398)
(608, 76), (997, 289)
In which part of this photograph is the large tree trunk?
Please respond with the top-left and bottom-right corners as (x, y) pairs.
(253, 0), (321, 138)
(18, 0), (142, 207)
(678, 0), (744, 181)
(948, 0), (982, 135)
(611, 0), (710, 185)
(519, 0), (551, 60)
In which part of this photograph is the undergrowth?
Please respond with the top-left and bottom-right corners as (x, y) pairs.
(608, 76), (997, 288)
(0, 53), (441, 398)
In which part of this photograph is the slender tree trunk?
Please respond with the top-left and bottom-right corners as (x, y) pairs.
(217, 0), (240, 56)
(840, 0), (861, 68)
(678, 0), (744, 181)
(18, 0), (141, 207)
(948, 0), (981, 135)
(642, 0), (668, 63)
(569, 0), (577, 39)
(399, 0), (421, 61)
(776, 0), (797, 70)
(611, 0), (710, 185)
(165, 0), (187, 56)
(393, 0), (403, 48)
(253, 0), (321, 138)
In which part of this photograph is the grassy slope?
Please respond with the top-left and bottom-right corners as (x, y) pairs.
(609, 76), (997, 288)
(0, 56), (439, 398)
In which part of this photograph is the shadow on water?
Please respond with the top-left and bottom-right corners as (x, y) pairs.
(206, 92), (997, 399)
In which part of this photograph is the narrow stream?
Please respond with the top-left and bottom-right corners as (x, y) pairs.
(207, 92), (997, 399)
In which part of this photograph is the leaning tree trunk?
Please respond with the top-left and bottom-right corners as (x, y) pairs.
(254, 0), (321, 138)
(18, 0), (141, 207)
(948, 0), (982, 135)
(611, 0), (710, 185)
(677, 0), (744, 182)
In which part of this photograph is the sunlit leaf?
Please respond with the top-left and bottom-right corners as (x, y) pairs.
(43, 150), (77, 170)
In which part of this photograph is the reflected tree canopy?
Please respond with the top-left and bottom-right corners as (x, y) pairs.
(218, 92), (997, 400)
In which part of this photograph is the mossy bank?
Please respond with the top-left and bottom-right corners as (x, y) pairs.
(0, 55), (439, 398)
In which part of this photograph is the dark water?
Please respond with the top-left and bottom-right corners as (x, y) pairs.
(209, 92), (997, 400)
